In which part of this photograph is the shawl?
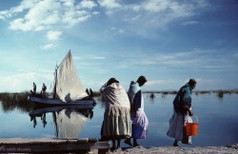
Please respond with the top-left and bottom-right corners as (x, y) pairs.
(128, 81), (140, 104)
(173, 83), (192, 114)
(100, 82), (130, 115)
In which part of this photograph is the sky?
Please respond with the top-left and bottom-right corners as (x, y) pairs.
(0, 0), (238, 93)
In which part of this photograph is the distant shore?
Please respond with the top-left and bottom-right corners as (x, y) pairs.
(1, 89), (238, 96)
(105, 144), (238, 154)
(0, 89), (238, 108)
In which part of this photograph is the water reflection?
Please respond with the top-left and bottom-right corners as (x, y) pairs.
(1, 91), (238, 146)
(29, 106), (94, 138)
(0, 92), (34, 112)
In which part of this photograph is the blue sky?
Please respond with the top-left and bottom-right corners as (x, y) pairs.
(0, 0), (238, 92)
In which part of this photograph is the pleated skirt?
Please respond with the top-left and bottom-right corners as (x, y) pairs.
(101, 107), (132, 140)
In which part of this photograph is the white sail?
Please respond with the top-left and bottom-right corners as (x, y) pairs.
(56, 51), (88, 102)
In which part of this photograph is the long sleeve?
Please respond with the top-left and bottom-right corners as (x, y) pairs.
(133, 90), (142, 111)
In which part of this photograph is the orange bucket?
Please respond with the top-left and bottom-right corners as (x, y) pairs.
(185, 115), (198, 136)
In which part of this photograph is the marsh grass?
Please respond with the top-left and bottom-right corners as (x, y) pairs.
(0, 92), (35, 112)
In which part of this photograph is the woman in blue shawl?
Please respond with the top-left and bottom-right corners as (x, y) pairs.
(167, 79), (197, 146)
(125, 76), (149, 147)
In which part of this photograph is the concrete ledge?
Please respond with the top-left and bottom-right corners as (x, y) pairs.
(0, 138), (110, 153)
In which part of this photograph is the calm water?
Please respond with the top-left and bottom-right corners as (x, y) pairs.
(0, 92), (238, 147)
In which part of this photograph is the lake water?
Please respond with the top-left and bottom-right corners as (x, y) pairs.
(0, 92), (238, 148)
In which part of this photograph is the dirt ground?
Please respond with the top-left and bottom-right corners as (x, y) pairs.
(91, 144), (238, 154)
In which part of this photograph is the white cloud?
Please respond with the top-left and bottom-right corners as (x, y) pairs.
(2, 0), (97, 32)
(94, 0), (210, 38)
(80, 0), (97, 9)
(119, 48), (237, 74)
(92, 11), (100, 15)
(0, 72), (52, 92)
(93, 56), (106, 60)
(133, 0), (209, 15)
(46, 31), (62, 41)
(9, 0), (60, 31)
(0, 0), (36, 19)
(143, 0), (177, 13)
(133, 0), (208, 29)
(144, 79), (188, 91)
(147, 79), (180, 86)
(11, 0), (37, 13)
(181, 21), (199, 26)
(62, 9), (91, 27)
(41, 43), (56, 50)
(98, 0), (122, 9)
(0, 10), (11, 19)
(2, 0), (209, 35)
(110, 27), (124, 35)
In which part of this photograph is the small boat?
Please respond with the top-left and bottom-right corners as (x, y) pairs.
(28, 50), (95, 107)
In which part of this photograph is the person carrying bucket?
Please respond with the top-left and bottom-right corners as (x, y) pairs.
(167, 79), (197, 146)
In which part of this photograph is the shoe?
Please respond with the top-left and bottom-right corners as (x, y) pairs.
(182, 140), (190, 144)
(124, 139), (132, 146)
(133, 143), (139, 147)
(173, 140), (179, 146)
(110, 146), (116, 151)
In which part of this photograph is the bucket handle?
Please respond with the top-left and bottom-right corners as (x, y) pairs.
(186, 114), (198, 124)
(191, 114), (198, 123)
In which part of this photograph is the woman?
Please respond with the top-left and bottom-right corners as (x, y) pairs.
(100, 78), (132, 150)
(125, 76), (149, 147)
(167, 79), (196, 146)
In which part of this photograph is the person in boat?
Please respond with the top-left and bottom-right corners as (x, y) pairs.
(167, 79), (197, 146)
(125, 76), (149, 147)
(30, 82), (37, 95)
(86, 88), (94, 99)
(99, 78), (132, 151)
(41, 83), (47, 97)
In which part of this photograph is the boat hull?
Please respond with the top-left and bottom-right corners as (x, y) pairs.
(28, 96), (96, 108)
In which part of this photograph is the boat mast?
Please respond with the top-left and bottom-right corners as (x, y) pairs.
(52, 112), (59, 138)
(53, 65), (58, 99)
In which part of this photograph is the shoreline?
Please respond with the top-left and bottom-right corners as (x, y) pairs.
(0, 138), (237, 153)
(107, 144), (238, 154)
